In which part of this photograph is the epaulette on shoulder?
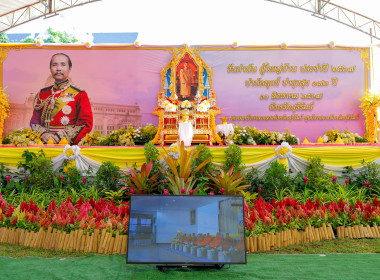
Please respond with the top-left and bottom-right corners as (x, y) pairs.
(70, 84), (84, 92)
(40, 85), (53, 92)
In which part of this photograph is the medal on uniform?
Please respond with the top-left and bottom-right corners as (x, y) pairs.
(60, 96), (75, 102)
(60, 116), (70, 126)
(62, 105), (72, 115)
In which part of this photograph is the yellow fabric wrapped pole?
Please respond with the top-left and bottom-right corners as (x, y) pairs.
(275, 142), (292, 170)
(63, 147), (75, 173)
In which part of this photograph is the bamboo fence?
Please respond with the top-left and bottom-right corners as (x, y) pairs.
(245, 223), (380, 253)
(1, 223), (380, 254)
(0, 227), (127, 255)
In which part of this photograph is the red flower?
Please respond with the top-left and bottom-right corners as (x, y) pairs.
(258, 188), (262, 193)
(220, 188), (225, 193)
(210, 192), (214, 196)
(11, 217), (18, 225)
(345, 178), (349, 185)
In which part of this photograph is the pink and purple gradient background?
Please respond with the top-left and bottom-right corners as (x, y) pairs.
(3, 48), (367, 141)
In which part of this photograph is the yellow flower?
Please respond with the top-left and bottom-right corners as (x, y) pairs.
(171, 145), (179, 153)
(277, 147), (290, 155)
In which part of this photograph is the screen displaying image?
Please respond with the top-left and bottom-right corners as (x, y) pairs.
(126, 195), (246, 264)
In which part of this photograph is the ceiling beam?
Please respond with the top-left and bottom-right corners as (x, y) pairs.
(266, 0), (380, 41)
(0, 0), (101, 33)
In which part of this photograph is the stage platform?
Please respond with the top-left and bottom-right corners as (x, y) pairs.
(1, 144), (380, 176)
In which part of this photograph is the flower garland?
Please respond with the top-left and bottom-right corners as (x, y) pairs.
(360, 90), (380, 143)
(152, 110), (164, 144)
(0, 88), (10, 143)
(196, 100), (211, 113)
(161, 99), (177, 112)
(180, 100), (192, 109)
(209, 110), (222, 144)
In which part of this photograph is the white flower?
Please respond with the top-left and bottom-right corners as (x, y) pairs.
(181, 100), (192, 108)
(247, 138), (256, 145)
(166, 103), (177, 112)
(197, 103), (208, 112)
(162, 100), (170, 108)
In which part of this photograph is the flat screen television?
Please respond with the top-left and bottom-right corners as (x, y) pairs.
(126, 195), (246, 265)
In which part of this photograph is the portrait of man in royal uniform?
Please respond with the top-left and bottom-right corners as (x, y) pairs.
(30, 53), (93, 145)
(176, 59), (198, 101)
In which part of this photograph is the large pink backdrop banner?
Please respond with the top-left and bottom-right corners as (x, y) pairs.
(2, 47), (368, 141)
(200, 48), (368, 141)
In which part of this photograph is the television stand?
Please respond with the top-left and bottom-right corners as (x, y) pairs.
(156, 264), (224, 272)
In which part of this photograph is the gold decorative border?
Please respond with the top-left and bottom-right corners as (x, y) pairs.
(0, 44), (371, 143)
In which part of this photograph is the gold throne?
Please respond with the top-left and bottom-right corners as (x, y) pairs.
(152, 45), (222, 145)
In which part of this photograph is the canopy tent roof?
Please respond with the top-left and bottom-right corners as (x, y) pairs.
(0, 0), (100, 33)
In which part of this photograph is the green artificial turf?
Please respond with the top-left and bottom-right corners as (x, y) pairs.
(1, 253), (380, 280)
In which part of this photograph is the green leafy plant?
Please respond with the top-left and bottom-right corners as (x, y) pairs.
(191, 144), (215, 188)
(262, 161), (293, 200)
(244, 167), (263, 193)
(105, 189), (125, 204)
(224, 144), (244, 173)
(207, 165), (250, 195)
(305, 156), (330, 191)
(22, 153), (54, 190)
(144, 141), (167, 192)
(95, 161), (121, 191)
(354, 160), (380, 189)
(120, 161), (160, 194)
(0, 163), (10, 188)
(135, 124), (158, 145)
(160, 141), (212, 194)
(62, 167), (83, 192)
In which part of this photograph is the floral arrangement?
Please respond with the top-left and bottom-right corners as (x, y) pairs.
(196, 100), (211, 113)
(2, 128), (41, 146)
(245, 196), (380, 235)
(180, 100), (192, 109)
(339, 132), (356, 145)
(0, 194), (129, 234)
(161, 99), (177, 112)
(225, 126), (299, 146)
(323, 129), (367, 144)
(323, 129), (340, 143)
(81, 130), (107, 146)
(229, 126), (255, 145)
